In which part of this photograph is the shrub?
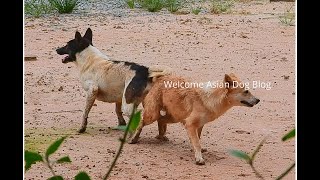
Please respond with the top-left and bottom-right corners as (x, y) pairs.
(279, 5), (295, 26)
(165, 0), (182, 13)
(211, 0), (234, 14)
(127, 0), (135, 9)
(139, 0), (164, 12)
(25, 0), (54, 18)
(48, 0), (79, 14)
(192, 7), (201, 15)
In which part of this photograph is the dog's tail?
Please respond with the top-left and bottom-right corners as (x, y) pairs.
(148, 65), (174, 82)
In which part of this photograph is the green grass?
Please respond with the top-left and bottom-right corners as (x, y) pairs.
(25, 128), (74, 152)
(165, 0), (182, 13)
(211, 0), (234, 14)
(279, 5), (295, 26)
(25, 0), (54, 18)
(192, 7), (201, 15)
(127, 0), (135, 9)
(139, 0), (164, 12)
(48, 0), (79, 14)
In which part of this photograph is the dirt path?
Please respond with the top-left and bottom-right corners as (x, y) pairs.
(25, 1), (295, 179)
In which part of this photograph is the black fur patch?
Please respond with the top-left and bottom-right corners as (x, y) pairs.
(123, 62), (151, 104)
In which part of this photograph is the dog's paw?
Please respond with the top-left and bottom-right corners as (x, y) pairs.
(155, 135), (169, 141)
(127, 137), (139, 144)
(195, 158), (205, 165)
(118, 120), (127, 126)
(78, 127), (86, 133)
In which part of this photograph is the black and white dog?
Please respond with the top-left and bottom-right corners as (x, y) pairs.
(56, 28), (171, 133)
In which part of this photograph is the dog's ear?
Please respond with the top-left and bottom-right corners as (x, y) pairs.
(75, 31), (82, 42)
(224, 74), (234, 88)
(83, 28), (93, 43)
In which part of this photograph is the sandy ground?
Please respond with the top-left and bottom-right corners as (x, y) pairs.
(24, 1), (295, 179)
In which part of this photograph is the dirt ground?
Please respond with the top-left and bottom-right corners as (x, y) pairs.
(24, 1), (295, 179)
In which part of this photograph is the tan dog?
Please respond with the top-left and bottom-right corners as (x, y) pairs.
(129, 73), (260, 165)
(56, 28), (171, 133)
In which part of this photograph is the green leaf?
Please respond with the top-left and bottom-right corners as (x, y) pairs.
(56, 156), (71, 163)
(111, 125), (127, 131)
(45, 136), (67, 160)
(25, 150), (43, 171)
(128, 111), (141, 133)
(282, 129), (295, 141)
(229, 150), (251, 163)
(48, 176), (64, 180)
(251, 138), (266, 162)
(75, 171), (91, 180)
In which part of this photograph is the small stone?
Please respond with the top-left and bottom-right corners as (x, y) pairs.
(283, 75), (290, 80)
(142, 175), (148, 178)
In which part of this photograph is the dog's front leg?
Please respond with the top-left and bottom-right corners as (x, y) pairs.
(197, 125), (207, 153)
(186, 123), (205, 165)
(78, 84), (98, 133)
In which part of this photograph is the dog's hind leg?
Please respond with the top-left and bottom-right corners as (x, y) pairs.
(128, 103), (160, 144)
(127, 120), (144, 144)
(78, 84), (98, 133)
(155, 116), (171, 141)
(185, 121), (205, 165)
(156, 121), (168, 141)
(116, 102), (126, 126)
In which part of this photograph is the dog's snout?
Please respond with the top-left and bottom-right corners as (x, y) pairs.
(256, 98), (260, 104)
(56, 47), (67, 55)
(56, 48), (62, 54)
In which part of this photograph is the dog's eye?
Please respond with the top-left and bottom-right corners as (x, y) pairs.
(244, 90), (249, 94)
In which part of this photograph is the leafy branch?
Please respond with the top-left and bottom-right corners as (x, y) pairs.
(229, 128), (295, 180)
(103, 110), (141, 179)
(25, 110), (141, 180)
(25, 136), (84, 180)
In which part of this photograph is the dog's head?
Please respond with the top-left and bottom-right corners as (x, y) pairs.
(224, 73), (260, 107)
(56, 28), (93, 63)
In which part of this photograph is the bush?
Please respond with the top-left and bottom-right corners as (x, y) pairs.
(48, 0), (79, 14)
(139, 0), (164, 12)
(192, 7), (201, 15)
(165, 0), (182, 13)
(127, 0), (135, 9)
(25, 0), (54, 18)
(211, 0), (234, 14)
(279, 5), (295, 26)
